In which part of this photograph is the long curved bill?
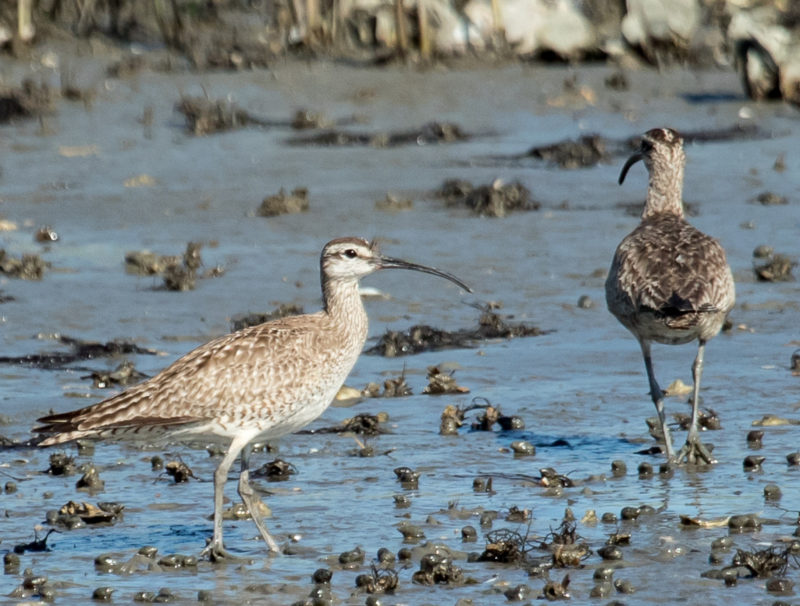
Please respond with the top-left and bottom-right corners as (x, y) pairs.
(378, 256), (472, 293)
(618, 151), (644, 185)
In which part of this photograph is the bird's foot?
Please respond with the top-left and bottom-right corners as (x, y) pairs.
(673, 437), (716, 465)
(201, 540), (246, 563)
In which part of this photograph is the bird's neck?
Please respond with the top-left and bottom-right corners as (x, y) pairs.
(322, 278), (369, 340)
(643, 165), (685, 220)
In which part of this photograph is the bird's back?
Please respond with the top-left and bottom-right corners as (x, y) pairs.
(606, 213), (735, 344)
(36, 311), (367, 445)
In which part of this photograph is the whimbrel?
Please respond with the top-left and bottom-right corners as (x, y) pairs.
(605, 128), (735, 464)
(35, 237), (471, 558)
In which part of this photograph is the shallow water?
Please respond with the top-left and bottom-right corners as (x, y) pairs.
(1, 60), (800, 604)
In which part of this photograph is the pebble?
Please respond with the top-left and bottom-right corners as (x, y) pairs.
(504, 584), (532, 601)
(576, 294), (594, 309)
(597, 545), (623, 560)
(338, 546), (365, 567)
(138, 545), (158, 559)
(711, 536), (734, 550)
(479, 511), (497, 527)
(746, 429), (764, 447)
(461, 525), (477, 542)
(92, 587), (114, 601)
(764, 483), (782, 500)
(791, 349), (800, 373)
(94, 554), (121, 572)
(397, 522), (425, 540)
(593, 566), (615, 581)
(510, 440), (536, 456)
(708, 551), (726, 564)
(76, 466), (105, 491)
(473, 477), (490, 492)
(376, 548), (395, 565)
(313, 568), (333, 584)
(728, 514), (762, 532)
(620, 506), (640, 521)
(134, 591), (156, 602)
(743, 455), (765, 472)
(766, 578), (794, 595)
(590, 582), (612, 598)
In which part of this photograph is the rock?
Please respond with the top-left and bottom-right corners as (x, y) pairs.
(621, 0), (701, 62)
(728, 5), (800, 105)
(463, 0), (595, 58)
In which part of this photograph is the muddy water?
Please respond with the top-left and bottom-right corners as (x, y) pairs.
(1, 61), (799, 604)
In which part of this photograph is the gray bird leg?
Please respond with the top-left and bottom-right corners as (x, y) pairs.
(201, 435), (248, 561)
(239, 445), (280, 553)
(640, 340), (675, 461)
(676, 340), (716, 464)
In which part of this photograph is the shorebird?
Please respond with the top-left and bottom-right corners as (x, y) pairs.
(605, 128), (735, 465)
(35, 237), (471, 558)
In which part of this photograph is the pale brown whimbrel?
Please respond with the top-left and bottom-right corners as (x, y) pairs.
(605, 128), (735, 465)
(35, 237), (471, 559)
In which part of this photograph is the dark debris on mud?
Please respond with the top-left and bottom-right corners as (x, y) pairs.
(175, 95), (272, 135)
(355, 564), (399, 594)
(286, 121), (468, 148)
(0, 335), (158, 370)
(257, 187), (310, 217)
(125, 242), (223, 291)
(366, 310), (547, 357)
(298, 412), (388, 436)
(252, 458), (297, 482)
(362, 370), (412, 398)
(13, 529), (57, 555)
(47, 500), (124, 529)
(82, 360), (147, 389)
(231, 304), (304, 331)
(437, 178), (540, 217)
(704, 543), (800, 584)
(423, 366), (469, 395)
(0, 249), (49, 279)
(754, 252), (796, 282)
(465, 398), (525, 431)
(479, 528), (533, 564)
(482, 124), (770, 171)
(0, 80), (52, 123)
(526, 134), (610, 169)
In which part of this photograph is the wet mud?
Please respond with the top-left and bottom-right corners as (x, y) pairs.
(0, 50), (799, 606)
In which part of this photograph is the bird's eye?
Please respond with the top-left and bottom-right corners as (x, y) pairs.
(344, 249), (358, 259)
(641, 139), (653, 152)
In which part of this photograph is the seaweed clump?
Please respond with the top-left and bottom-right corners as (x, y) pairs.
(367, 310), (545, 357)
(438, 179), (540, 218)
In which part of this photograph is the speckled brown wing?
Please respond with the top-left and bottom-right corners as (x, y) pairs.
(607, 215), (735, 334)
(35, 310), (359, 444)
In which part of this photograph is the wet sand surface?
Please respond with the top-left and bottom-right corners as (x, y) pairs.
(1, 61), (800, 603)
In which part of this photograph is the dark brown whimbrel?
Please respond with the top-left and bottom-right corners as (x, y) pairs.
(35, 237), (471, 558)
(605, 128), (735, 465)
